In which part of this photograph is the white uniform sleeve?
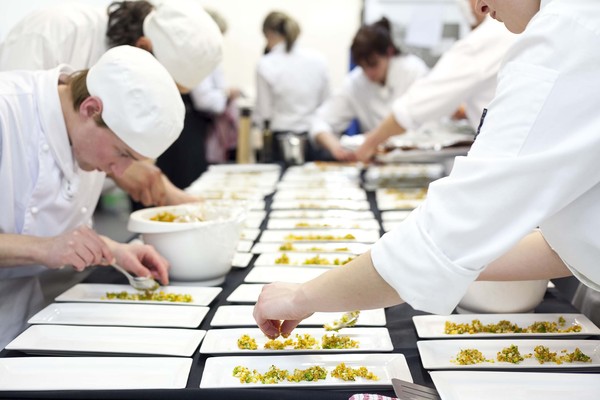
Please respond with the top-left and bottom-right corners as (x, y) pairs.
(309, 81), (356, 145)
(253, 68), (272, 127)
(189, 69), (227, 114)
(372, 8), (600, 314)
(0, 33), (59, 71)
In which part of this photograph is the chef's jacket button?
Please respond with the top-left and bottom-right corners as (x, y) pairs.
(31, 207), (39, 214)
(41, 144), (50, 152)
(81, 207), (88, 214)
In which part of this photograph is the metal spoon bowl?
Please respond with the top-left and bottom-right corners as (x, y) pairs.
(110, 263), (159, 292)
(323, 310), (360, 331)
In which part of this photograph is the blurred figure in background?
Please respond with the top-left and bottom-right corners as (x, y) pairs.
(189, 9), (241, 164)
(310, 17), (429, 161)
(355, 0), (517, 161)
(0, 0), (222, 206)
(253, 11), (330, 162)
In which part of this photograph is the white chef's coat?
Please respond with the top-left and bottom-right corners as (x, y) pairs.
(0, 3), (107, 71)
(0, 66), (105, 348)
(310, 54), (429, 143)
(371, 0), (600, 315)
(253, 43), (329, 132)
(190, 65), (228, 115)
(392, 17), (517, 131)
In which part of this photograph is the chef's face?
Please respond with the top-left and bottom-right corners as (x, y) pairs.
(359, 53), (390, 85)
(476, 0), (541, 33)
(73, 120), (143, 177)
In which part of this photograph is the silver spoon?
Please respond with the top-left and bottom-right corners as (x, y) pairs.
(323, 310), (360, 331)
(110, 263), (160, 292)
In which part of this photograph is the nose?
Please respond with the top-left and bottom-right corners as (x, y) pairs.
(475, 0), (489, 15)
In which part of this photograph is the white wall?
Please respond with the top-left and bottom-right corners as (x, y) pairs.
(1, 0), (363, 96)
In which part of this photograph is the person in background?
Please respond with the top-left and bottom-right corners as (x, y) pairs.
(0, 0), (222, 206)
(253, 0), (600, 339)
(253, 11), (330, 162)
(310, 17), (429, 161)
(188, 9), (241, 164)
(354, 0), (517, 161)
(0, 46), (184, 348)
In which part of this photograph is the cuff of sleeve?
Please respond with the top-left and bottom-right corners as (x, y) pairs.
(371, 208), (479, 315)
(391, 98), (419, 132)
(309, 121), (333, 147)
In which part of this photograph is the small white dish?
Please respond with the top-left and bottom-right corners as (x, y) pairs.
(269, 210), (375, 220)
(251, 242), (370, 255)
(271, 200), (370, 211)
(232, 252), (253, 268)
(226, 284), (265, 303)
(259, 229), (380, 244)
(244, 266), (327, 284)
(267, 218), (380, 231)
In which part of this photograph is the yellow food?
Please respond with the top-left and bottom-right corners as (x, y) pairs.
(330, 363), (378, 381)
(444, 317), (582, 335)
(232, 363), (374, 384)
(237, 334), (258, 350)
(274, 253), (290, 264)
(150, 211), (177, 222)
(451, 344), (592, 365)
(102, 290), (192, 303)
(452, 349), (493, 365)
(321, 334), (359, 349)
(496, 345), (524, 364)
(237, 333), (358, 350)
(284, 234), (356, 241)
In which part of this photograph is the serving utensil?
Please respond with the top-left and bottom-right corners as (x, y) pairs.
(110, 263), (159, 292)
(392, 378), (441, 400)
(323, 310), (360, 331)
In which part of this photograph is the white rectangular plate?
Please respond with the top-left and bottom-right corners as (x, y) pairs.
(418, 339), (600, 370)
(259, 229), (380, 244)
(271, 199), (370, 211)
(200, 353), (411, 389)
(237, 240), (253, 252)
(254, 252), (356, 268)
(55, 283), (221, 306)
(267, 218), (379, 231)
(430, 370), (600, 400)
(6, 325), (205, 357)
(277, 181), (361, 190)
(29, 303), (209, 328)
(251, 242), (370, 255)
(210, 305), (386, 327)
(0, 357), (191, 390)
(243, 217), (263, 229)
(232, 252), (253, 268)
(244, 266), (327, 284)
(412, 313), (600, 339)
(382, 221), (404, 232)
(240, 228), (260, 241)
(269, 210), (374, 220)
(200, 327), (392, 354)
(381, 210), (412, 222)
(273, 189), (367, 201)
(376, 198), (424, 211)
(226, 284), (264, 303)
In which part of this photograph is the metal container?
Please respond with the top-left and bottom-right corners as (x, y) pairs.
(276, 132), (307, 165)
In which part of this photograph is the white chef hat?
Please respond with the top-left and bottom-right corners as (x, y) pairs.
(455, 0), (477, 27)
(143, 0), (223, 89)
(86, 45), (185, 159)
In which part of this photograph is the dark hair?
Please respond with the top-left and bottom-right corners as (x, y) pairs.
(68, 70), (107, 128)
(263, 11), (301, 52)
(106, 1), (154, 48)
(351, 17), (400, 65)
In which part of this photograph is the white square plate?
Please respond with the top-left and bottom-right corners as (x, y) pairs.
(232, 252), (253, 268)
(226, 284), (264, 303)
(240, 228), (260, 241)
(244, 266), (327, 284)
(200, 353), (411, 389)
(254, 252), (356, 268)
(269, 210), (375, 220)
(418, 339), (600, 370)
(237, 240), (253, 252)
(267, 218), (379, 231)
(259, 229), (380, 244)
(6, 325), (205, 357)
(210, 305), (386, 327)
(271, 200), (370, 211)
(200, 327), (392, 354)
(430, 370), (600, 400)
(29, 303), (209, 328)
(251, 242), (370, 255)
(55, 283), (221, 306)
(412, 313), (600, 339)
(0, 357), (191, 390)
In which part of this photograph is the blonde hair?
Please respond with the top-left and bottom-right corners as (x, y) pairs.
(68, 70), (107, 127)
(262, 11), (300, 52)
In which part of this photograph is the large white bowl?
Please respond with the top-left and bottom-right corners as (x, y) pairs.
(456, 280), (549, 314)
(128, 202), (246, 286)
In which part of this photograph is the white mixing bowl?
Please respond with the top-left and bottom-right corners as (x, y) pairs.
(128, 201), (246, 286)
(457, 280), (549, 314)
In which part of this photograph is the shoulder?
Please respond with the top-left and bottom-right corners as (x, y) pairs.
(392, 54), (428, 73)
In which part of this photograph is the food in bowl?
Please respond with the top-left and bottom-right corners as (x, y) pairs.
(128, 201), (246, 285)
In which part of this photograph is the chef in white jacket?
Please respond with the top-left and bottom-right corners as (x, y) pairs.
(356, 0), (517, 161)
(253, 0), (600, 338)
(253, 10), (330, 153)
(310, 17), (429, 161)
(0, 46), (184, 348)
(0, 0), (222, 207)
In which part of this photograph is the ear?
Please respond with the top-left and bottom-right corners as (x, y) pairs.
(79, 96), (103, 121)
(135, 36), (153, 53)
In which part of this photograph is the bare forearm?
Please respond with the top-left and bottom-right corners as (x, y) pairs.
(297, 251), (403, 312)
(364, 114), (406, 149)
(315, 131), (342, 153)
(0, 234), (48, 267)
(479, 231), (572, 281)
(162, 175), (198, 205)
